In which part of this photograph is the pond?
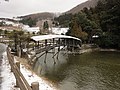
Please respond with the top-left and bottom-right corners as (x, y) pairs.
(33, 50), (120, 90)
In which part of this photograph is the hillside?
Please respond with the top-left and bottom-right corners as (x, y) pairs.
(65, 0), (99, 14)
(19, 0), (99, 21)
(20, 12), (55, 20)
(20, 0), (99, 20)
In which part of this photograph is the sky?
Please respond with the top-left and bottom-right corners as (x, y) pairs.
(0, 0), (88, 18)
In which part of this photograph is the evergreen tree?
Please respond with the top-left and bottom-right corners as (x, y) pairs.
(20, 17), (36, 27)
(43, 21), (49, 29)
(67, 17), (88, 41)
(55, 0), (120, 49)
(92, 0), (120, 49)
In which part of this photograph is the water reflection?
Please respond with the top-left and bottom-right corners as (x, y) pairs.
(33, 50), (68, 77)
(33, 50), (120, 90)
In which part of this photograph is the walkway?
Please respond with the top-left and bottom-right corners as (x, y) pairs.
(0, 43), (6, 89)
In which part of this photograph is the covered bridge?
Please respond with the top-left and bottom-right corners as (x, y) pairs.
(31, 35), (82, 52)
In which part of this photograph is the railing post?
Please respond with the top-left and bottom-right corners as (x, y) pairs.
(31, 82), (39, 90)
(16, 62), (20, 70)
(15, 62), (20, 87)
(9, 55), (13, 72)
(10, 53), (14, 72)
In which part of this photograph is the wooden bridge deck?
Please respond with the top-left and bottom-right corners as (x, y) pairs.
(35, 44), (58, 54)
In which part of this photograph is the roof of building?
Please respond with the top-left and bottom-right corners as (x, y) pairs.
(31, 35), (81, 41)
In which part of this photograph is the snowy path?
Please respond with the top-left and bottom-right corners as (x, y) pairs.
(1, 51), (20, 90)
(0, 43), (6, 89)
(0, 55), (2, 89)
(0, 43), (57, 90)
(0, 43), (19, 90)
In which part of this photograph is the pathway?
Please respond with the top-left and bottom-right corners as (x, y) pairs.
(0, 43), (6, 89)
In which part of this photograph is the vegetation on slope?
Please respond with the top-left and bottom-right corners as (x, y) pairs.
(55, 0), (120, 49)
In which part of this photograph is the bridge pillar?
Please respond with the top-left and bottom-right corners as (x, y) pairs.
(53, 38), (55, 52)
(53, 38), (55, 46)
(38, 41), (40, 49)
(58, 38), (60, 51)
(64, 39), (66, 46)
(72, 39), (75, 52)
(45, 39), (47, 53)
(45, 40), (47, 47)
(35, 41), (37, 49)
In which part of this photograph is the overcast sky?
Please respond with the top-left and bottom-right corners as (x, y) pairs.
(0, 0), (88, 18)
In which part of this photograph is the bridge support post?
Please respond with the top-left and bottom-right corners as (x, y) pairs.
(53, 38), (55, 53)
(44, 39), (48, 63)
(38, 41), (40, 49)
(35, 41), (37, 49)
(67, 39), (70, 51)
(72, 39), (75, 52)
(45, 40), (47, 48)
(32, 43), (35, 50)
(58, 38), (60, 51)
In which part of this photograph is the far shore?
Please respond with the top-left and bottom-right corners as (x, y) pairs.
(98, 48), (120, 52)
(80, 44), (120, 54)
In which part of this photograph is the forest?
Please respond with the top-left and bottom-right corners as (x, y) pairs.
(55, 0), (120, 49)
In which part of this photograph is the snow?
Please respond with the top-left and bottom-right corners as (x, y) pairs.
(22, 25), (40, 34)
(20, 64), (56, 90)
(1, 50), (57, 90)
(49, 27), (69, 35)
(0, 20), (19, 27)
(0, 20), (14, 25)
(1, 52), (19, 90)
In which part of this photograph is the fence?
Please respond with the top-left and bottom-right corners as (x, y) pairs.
(7, 47), (39, 90)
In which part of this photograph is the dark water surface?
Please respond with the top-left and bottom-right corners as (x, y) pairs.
(33, 50), (120, 90)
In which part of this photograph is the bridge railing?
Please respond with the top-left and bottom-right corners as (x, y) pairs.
(7, 47), (39, 90)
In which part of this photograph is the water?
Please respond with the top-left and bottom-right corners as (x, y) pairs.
(33, 50), (120, 90)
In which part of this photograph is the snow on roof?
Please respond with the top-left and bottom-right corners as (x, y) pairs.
(31, 35), (81, 41)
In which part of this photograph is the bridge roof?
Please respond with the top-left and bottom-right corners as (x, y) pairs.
(31, 35), (81, 41)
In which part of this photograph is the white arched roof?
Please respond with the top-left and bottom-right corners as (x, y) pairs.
(31, 35), (81, 41)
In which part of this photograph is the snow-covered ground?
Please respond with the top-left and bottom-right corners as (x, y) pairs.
(0, 20), (20, 27)
(1, 49), (57, 90)
(1, 52), (19, 90)
(22, 25), (40, 34)
(49, 27), (69, 35)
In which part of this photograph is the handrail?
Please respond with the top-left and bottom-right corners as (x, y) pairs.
(7, 47), (35, 90)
